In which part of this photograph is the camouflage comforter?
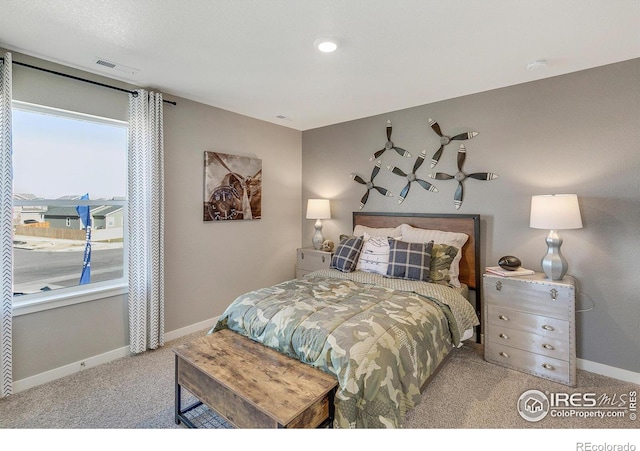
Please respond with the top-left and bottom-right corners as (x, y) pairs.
(211, 269), (479, 428)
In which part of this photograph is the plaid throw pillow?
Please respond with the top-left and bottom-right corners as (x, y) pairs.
(330, 236), (364, 272)
(386, 239), (434, 282)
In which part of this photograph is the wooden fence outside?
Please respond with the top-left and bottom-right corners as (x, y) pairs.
(14, 224), (124, 242)
(15, 224), (86, 241)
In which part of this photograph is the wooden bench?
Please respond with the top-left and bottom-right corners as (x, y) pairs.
(173, 328), (338, 428)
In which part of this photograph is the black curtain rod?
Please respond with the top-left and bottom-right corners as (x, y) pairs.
(1, 57), (176, 105)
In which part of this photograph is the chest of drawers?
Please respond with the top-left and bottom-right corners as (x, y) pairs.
(483, 272), (576, 386)
(295, 248), (333, 278)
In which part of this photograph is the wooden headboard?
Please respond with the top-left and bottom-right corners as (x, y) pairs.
(352, 212), (481, 291)
(353, 212), (482, 343)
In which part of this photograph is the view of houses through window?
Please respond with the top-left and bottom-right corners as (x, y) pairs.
(12, 101), (128, 299)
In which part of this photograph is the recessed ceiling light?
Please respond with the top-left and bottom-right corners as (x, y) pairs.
(314, 38), (338, 53)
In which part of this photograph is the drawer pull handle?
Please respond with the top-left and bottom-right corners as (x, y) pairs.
(301, 252), (304, 260)
(495, 280), (502, 291)
(498, 315), (509, 321)
(542, 324), (555, 331)
(499, 351), (509, 358)
(542, 343), (555, 350)
(499, 333), (509, 340)
(542, 363), (556, 371)
(322, 256), (325, 263)
(550, 288), (558, 301)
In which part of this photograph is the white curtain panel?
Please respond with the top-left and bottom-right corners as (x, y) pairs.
(128, 89), (165, 354)
(1, 52), (13, 397)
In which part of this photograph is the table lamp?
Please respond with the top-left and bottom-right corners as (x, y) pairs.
(306, 199), (331, 250)
(530, 194), (582, 280)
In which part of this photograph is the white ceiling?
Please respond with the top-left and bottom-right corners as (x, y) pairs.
(1, 0), (639, 131)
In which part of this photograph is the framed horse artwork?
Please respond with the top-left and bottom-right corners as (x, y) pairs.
(203, 151), (262, 221)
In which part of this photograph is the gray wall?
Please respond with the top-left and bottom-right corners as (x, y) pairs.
(6, 49), (302, 380)
(6, 47), (638, 381)
(302, 59), (640, 374)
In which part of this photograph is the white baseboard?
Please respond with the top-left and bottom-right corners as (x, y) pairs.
(12, 316), (218, 394)
(12, 317), (639, 394)
(577, 358), (640, 385)
(164, 316), (217, 342)
(12, 345), (132, 394)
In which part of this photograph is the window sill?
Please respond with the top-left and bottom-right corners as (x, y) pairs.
(12, 281), (128, 316)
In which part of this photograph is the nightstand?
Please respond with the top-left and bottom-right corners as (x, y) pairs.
(483, 272), (576, 386)
(296, 248), (333, 278)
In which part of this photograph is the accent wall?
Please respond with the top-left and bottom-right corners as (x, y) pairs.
(302, 58), (640, 375)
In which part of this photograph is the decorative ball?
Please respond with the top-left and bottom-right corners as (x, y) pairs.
(321, 240), (335, 252)
(498, 255), (521, 271)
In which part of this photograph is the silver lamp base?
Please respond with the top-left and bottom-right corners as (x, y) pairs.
(312, 219), (324, 250)
(541, 229), (568, 280)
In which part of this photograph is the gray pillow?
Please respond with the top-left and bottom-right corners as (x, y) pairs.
(330, 236), (364, 272)
(386, 239), (434, 282)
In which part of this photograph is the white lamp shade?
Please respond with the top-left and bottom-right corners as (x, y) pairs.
(306, 199), (331, 219)
(530, 194), (582, 230)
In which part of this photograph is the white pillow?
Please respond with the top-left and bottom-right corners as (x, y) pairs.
(357, 235), (392, 275)
(353, 224), (402, 239)
(399, 223), (468, 287)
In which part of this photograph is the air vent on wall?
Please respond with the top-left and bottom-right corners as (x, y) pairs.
(93, 58), (140, 76)
(95, 59), (116, 68)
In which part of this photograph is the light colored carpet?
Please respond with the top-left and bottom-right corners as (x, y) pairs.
(0, 330), (637, 431)
(405, 342), (638, 429)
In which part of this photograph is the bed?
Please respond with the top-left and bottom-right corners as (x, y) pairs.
(210, 212), (481, 428)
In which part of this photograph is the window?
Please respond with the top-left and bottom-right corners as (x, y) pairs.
(12, 101), (128, 314)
